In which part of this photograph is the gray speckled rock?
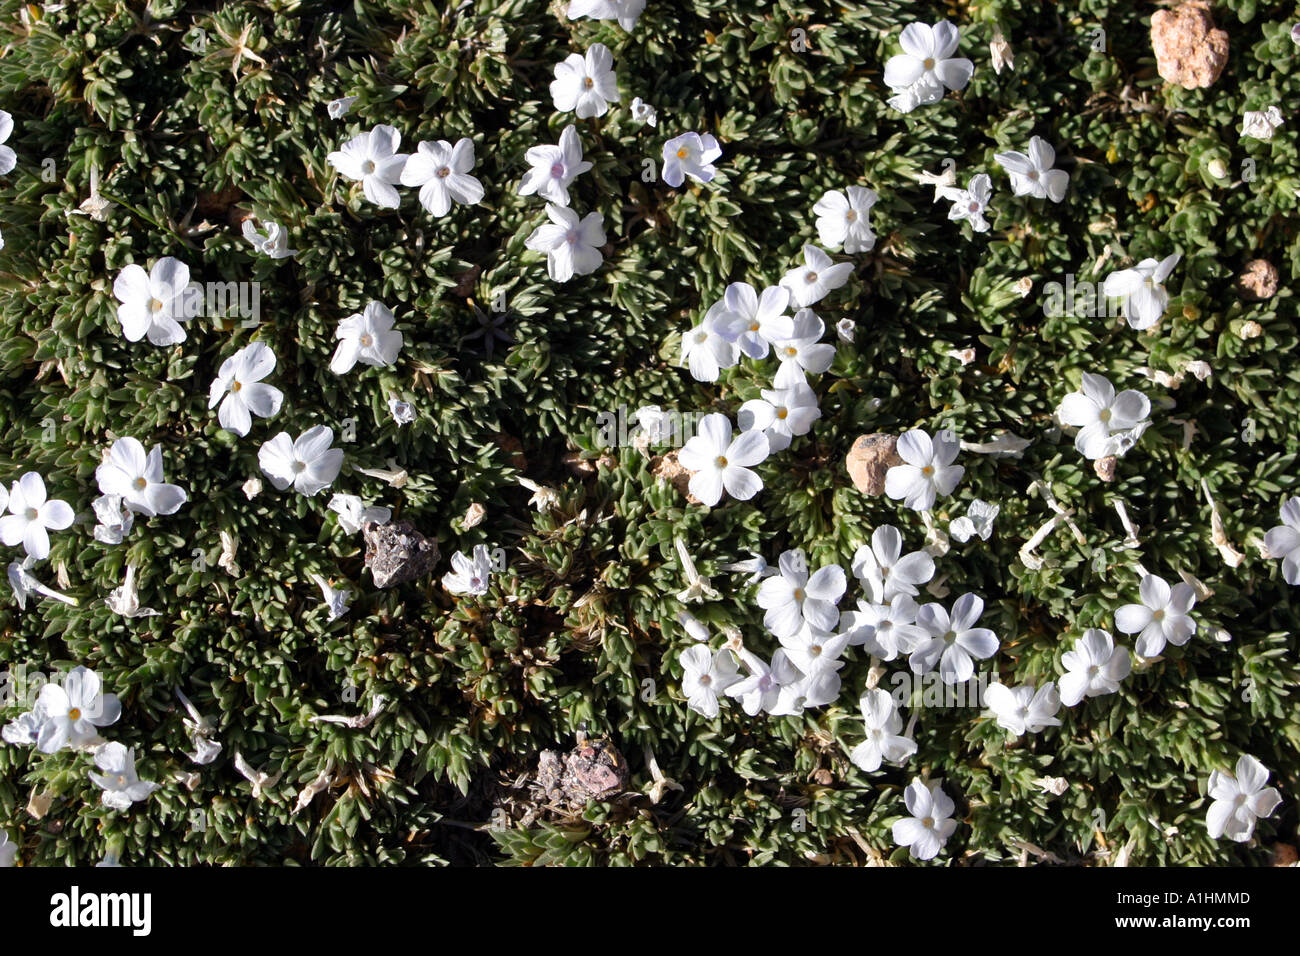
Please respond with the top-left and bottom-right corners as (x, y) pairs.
(363, 520), (439, 589)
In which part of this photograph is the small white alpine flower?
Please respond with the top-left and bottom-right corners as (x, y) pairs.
(835, 317), (856, 343)
(104, 563), (159, 619)
(945, 173), (993, 232)
(675, 413), (770, 507)
(681, 298), (741, 382)
(630, 96), (658, 127)
(662, 132), (722, 187)
(258, 426), (345, 497)
(8, 556), (78, 610)
(0, 473), (73, 561)
(885, 428), (964, 512)
(756, 550), (847, 639)
(771, 309), (836, 389)
(1058, 628), (1131, 706)
(676, 609), (710, 643)
(1206, 755), (1283, 843)
(725, 648), (801, 716)
(1102, 254), (1181, 330)
(717, 283), (793, 360)
(850, 689), (917, 772)
(893, 777), (958, 861)
(209, 342), (284, 436)
(550, 43), (620, 118)
(241, 217), (298, 259)
(1241, 106), (1284, 141)
(839, 594), (926, 660)
(443, 544), (494, 596)
(984, 681), (1062, 736)
(813, 187), (878, 253)
(948, 499), (999, 543)
(518, 124), (592, 206)
(309, 572), (351, 621)
(852, 525), (935, 603)
(330, 301), (404, 374)
(1115, 573), (1197, 659)
(566, 0), (645, 31)
(524, 203), (606, 282)
(1056, 372), (1151, 461)
(737, 383), (821, 453)
(34, 666), (122, 753)
(718, 551), (775, 584)
(994, 136), (1069, 202)
(388, 397), (416, 425)
(113, 256), (195, 346)
(679, 645), (740, 718)
(780, 245), (854, 308)
(327, 494), (391, 534)
(95, 438), (188, 517)
(0, 109), (16, 176)
(400, 137), (485, 217)
(884, 21), (974, 113)
(777, 627), (850, 707)
(90, 742), (159, 811)
(327, 124), (409, 208)
(326, 95), (358, 119)
(909, 593), (999, 684)
(1264, 496), (1300, 585)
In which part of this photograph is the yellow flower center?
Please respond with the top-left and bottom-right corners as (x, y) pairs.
(68, 708), (81, 721)
(715, 455), (729, 468)
(677, 147), (689, 158)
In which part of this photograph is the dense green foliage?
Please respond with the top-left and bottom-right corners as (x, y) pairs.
(0, 0), (1297, 866)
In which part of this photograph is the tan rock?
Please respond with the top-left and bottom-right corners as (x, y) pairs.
(1093, 456), (1118, 482)
(846, 433), (902, 495)
(1151, 2), (1229, 89)
(1236, 259), (1278, 301)
(652, 450), (702, 504)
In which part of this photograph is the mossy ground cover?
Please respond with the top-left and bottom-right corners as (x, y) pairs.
(0, 0), (1297, 866)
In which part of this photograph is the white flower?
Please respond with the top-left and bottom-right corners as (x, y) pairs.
(309, 572), (351, 621)
(909, 593), (999, 684)
(1241, 106), (1284, 141)
(400, 137), (485, 217)
(388, 397), (416, 425)
(1056, 372), (1151, 461)
(737, 383), (821, 453)
(567, 0), (645, 31)
(725, 648), (800, 716)
(0, 830), (15, 867)
(883, 21), (974, 113)
(242, 477), (262, 499)
(995, 136), (1069, 202)
(885, 428), (964, 511)
(1115, 573), (1197, 659)
(330, 301), (404, 374)
(717, 283), (793, 360)
(443, 544), (494, 595)
(176, 687), (222, 765)
(208, 342), (284, 436)
(518, 124), (592, 206)
(813, 187), (878, 253)
(679, 645), (740, 718)
(780, 245), (854, 308)
(718, 551), (775, 584)
(839, 594), (925, 660)
(757, 550), (847, 639)
(105, 563), (160, 619)
(893, 777), (958, 860)
(0, 109), (16, 176)
(681, 298), (741, 382)
(1206, 755), (1283, 842)
(0, 473), (73, 560)
(89, 493), (131, 545)
(327, 124), (409, 208)
(90, 743), (159, 811)
(550, 43), (619, 119)
(851, 525), (935, 603)
(835, 317), (856, 343)
(95, 437), (188, 517)
(8, 556), (77, 610)
(849, 689), (916, 772)
(326, 95), (358, 119)
(778, 625), (851, 699)
(1264, 496), (1300, 585)
(1102, 254), (1180, 330)
(676, 609), (710, 642)
(330, 494), (390, 538)
(771, 309), (836, 389)
(1058, 628), (1131, 706)
(112, 256), (194, 345)
(35, 666), (122, 753)
(946, 173), (993, 232)
(524, 203), (606, 282)
(241, 217), (298, 258)
(258, 426), (345, 497)
(630, 96), (657, 127)
(662, 132), (722, 187)
(676, 414), (769, 507)
(948, 499), (999, 543)
(2, 706), (44, 746)
(984, 681), (1062, 736)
